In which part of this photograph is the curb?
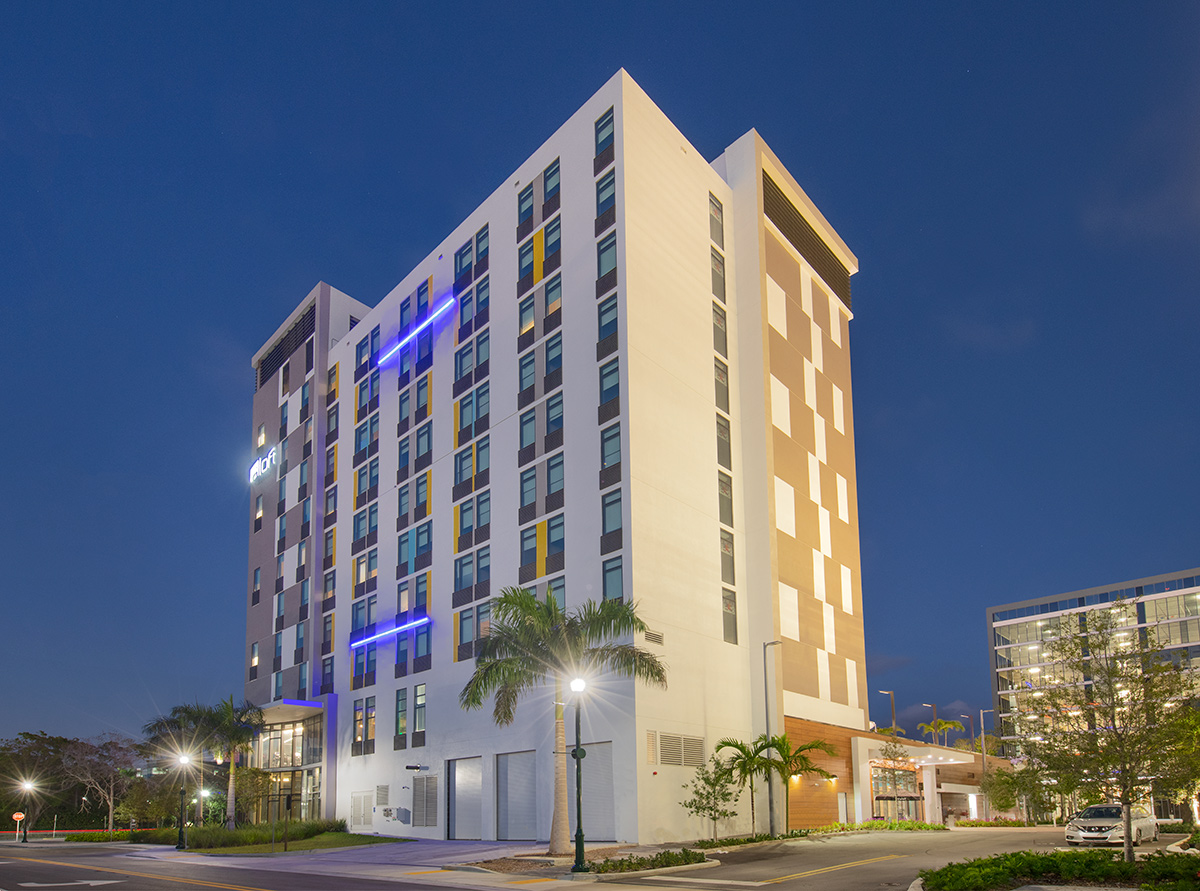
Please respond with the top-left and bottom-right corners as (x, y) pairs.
(907, 879), (924, 891)
(583, 857), (721, 882)
(1166, 840), (1199, 855)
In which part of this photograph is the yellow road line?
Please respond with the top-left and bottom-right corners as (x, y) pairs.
(766, 853), (908, 882)
(11, 856), (272, 891)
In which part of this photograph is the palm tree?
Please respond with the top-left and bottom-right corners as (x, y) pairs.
(459, 586), (667, 855)
(918, 718), (964, 746)
(207, 698), (265, 829)
(875, 725), (906, 737)
(763, 732), (836, 832)
(144, 701), (218, 825)
(716, 734), (772, 834)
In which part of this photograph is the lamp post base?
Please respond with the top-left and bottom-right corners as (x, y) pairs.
(571, 828), (589, 872)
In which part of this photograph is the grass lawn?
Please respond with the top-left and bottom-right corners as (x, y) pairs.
(201, 831), (410, 854)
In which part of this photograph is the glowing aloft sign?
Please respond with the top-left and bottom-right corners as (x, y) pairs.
(249, 447), (276, 483)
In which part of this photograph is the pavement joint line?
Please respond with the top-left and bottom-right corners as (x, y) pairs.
(505, 880), (556, 884)
(765, 853), (908, 882)
(646, 879), (765, 887)
(8, 857), (271, 891)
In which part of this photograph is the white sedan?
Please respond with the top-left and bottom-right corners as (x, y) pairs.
(1065, 804), (1158, 846)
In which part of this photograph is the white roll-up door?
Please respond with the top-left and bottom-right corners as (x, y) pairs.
(496, 750), (537, 840)
(567, 740), (614, 841)
(448, 757), (483, 840)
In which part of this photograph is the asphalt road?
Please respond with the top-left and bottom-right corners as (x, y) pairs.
(624, 829), (1189, 891)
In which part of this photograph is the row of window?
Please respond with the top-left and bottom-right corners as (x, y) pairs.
(352, 684), (427, 754)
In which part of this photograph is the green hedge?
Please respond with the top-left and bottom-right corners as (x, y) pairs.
(954, 818), (1029, 828)
(694, 830), (809, 849)
(920, 850), (1200, 891)
(811, 820), (947, 833)
(590, 848), (708, 873)
(66, 819), (347, 848)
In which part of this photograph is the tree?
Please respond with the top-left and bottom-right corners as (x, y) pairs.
(143, 700), (217, 825)
(917, 718), (964, 746)
(1155, 704), (1200, 823)
(763, 733), (836, 832)
(1024, 600), (1191, 862)
(61, 733), (139, 833)
(715, 734), (772, 834)
(980, 761), (1053, 824)
(0, 732), (82, 835)
(233, 767), (273, 823)
(875, 725), (906, 737)
(953, 733), (1001, 755)
(877, 737), (909, 821)
(459, 587), (667, 855)
(681, 754), (738, 839)
(115, 773), (179, 829)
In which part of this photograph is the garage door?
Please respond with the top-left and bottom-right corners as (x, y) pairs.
(567, 740), (614, 841)
(497, 750), (537, 840)
(448, 756), (482, 840)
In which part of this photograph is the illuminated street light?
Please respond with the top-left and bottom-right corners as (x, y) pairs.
(20, 781), (34, 843)
(176, 755), (191, 850)
(570, 677), (588, 873)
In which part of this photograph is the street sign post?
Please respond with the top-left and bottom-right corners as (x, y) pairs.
(13, 812), (25, 841)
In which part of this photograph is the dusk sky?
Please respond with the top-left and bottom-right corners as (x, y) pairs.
(3, 3), (1197, 743)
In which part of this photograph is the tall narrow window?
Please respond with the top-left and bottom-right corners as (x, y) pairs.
(709, 194), (724, 248)
(711, 249), (726, 303)
(520, 528), (537, 565)
(720, 530), (735, 584)
(715, 359), (730, 413)
(597, 170), (616, 216)
(519, 297), (535, 336)
(602, 491), (622, 534)
(519, 410), (536, 449)
(718, 472), (734, 527)
(602, 557), (622, 601)
(547, 453), (564, 494)
(597, 232), (617, 279)
(544, 159), (560, 199)
(520, 468), (537, 507)
(545, 275), (562, 315)
(598, 295), (617, 340)
(545, 334), (562, 375)
(599, 360), (619, 405)
(545, 217), (561, 256)
(713, 303), (728, 357)
(395, 689), (407, 737)
(455, 241), (473, 278)
(519, 239), (535, 279)
(518, 184), (534, 224)
(595, 107), (614, 155)
(601, 424), (620, 469)
(547, 514), (565, 555)
(716, 416), (732, 469)
(519, 353), (536, 392)
(722, 589), (738, 643)
(475, 225), (489, 261)
(546, 393), (563, 433)
(413, 684), (426, 732)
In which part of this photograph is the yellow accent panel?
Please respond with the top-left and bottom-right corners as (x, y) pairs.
(453, 505), (461, 554)
(533, 229), (545, 283)
(425, 572), (433, 607)
(536, 520), (547, 577)
(425, 471), (433, 501)
(330, 527), (336, 566)
(454, 401), (462, 447)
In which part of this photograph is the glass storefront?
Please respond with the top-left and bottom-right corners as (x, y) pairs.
(248, 715), (323, 823)
(871, 761), (923, 821)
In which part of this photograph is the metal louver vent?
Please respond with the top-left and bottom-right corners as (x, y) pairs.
(657, 733), (705, 767)
(646, 731), (658, 764)
(644, 629), (664, 645)
(376, 784), (389, 806)
(762, 171), (851, 310)
(258, 304), (316, 390)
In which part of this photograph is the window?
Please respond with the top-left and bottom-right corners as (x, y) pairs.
(547, 453), (564, 494)
(327, 405), (338, 436)
(300, 579), (309, 608)
(365, 696), (376, 743)
(395, 689), (407, 737)
(595, 107), (614, 155)
(547, 514), (564, 555)
(518, 297), (535, 335)
(415, 626), (430, 660)
(400, 297), (411, 330)
(274, 672), (283, 699)
(715, 359), (729, 413)
(322, 656), (333, 687)
(713, 303), (727, 357)
(454, 448), (473, 485)
(353, 700), (364, 742)
(599, 359), (619, 404)
(414, 574), (428, 612)
(596, 170), (616, 216)
(459, 499), (474, 536)
(519, 352), (536, 392)
(417, 281), (429, 316)
(413, 684), (426, 732)
(518, 184), (534, 224)
(475, 382), (489, 419)
(301, 381), (311, 411)
(709, 193), (724, 248)
(476, 437), (490, 474)
(354, 550), (378, 584)
(276, 554), (285, 581)
(370, 326), (381, 361)
(398, 484), (409, 516)
(545, 275), (562, 315)
(280, 402), (288, 431)
(597, 232), (617, 278)
(278, 514), (287, 542)
(415, 475), (428, 511)
(602, 491), (622, 534)
(416, 329), (432, 364)
(298, 663), (308, 693)
(250, 642), (259, 667)
(458, 288), (474, 327)
(353, 509), (367, 541)
(357, 459), (378, 497)
(716, 416), (732, 469)
(325, 445), (336, 477)
(476, 225), (489, 261)
(477, 490), (490, 527)
(398, 437), (410, 469)
(323, 570), (335, 596)
(544, 158), (560, 199)
(711, 249), (726, 302)
(720, 529), (735, 584)
(520, 468), (537, 507)
(477, 600), (491, 637)
(352, 599), (367, 632)
(297, 539), (308, 568)
(454, 554), (474, 590)
(546, 393), (563, 433)
(545, 334), (562, 374)
(601, 423), (620, 468)
(459, 608), (474, 647)
(278, 478), (286, 505)
(356, 336), (370, 367)
(603, 557), (622, 601)
(257, 424), (266, 448)
(354, 416), (379, 453)
(304, 417), (313, 445)
(722, 589), (738, 644)
(544, 217), (561, 256)
(253, 567), (261, 594)
(477, 546), (490, 583)
(596, 297), (618, 346)
(255, 495), (264, 521)
(416, 422), (432, 460)
(475, 277), (489, 312)
(458, 393), (473, 430)
(455, 343), (473, 380)
(718, 473), (734, 527)
(399, 348), (411, 377)
(455, 241), (473, 278)
(415, 521), (432, 556)
(399, 388), (411, 420)
(302, 496), (311, 524)
(520, 410), (536, 449)
(546, 578), (565, 609)
(357, 371), (379, 411)
(476, 330), (490, 365)
(322, 614), (333, 647)
(520, 527), (537, 565)
(274, 632), (283, 659)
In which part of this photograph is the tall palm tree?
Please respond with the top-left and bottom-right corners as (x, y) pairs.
(763, 732), (836, 832)
(144, 701), (218, 825)
(208, 697), (265, 829)
(459, 586), (667, 855)
(716, 734), (772, 834)
(918, 718), (964, 746)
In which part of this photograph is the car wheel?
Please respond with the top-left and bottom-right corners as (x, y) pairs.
(1153, 825), (1159, 842)
(1133, 828), (1142, 846)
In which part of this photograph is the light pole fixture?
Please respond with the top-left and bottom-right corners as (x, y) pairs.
(960, 713), (975, 750)
(980, 709), (995, 821)
(763, 640), (782, 836)
(20, 781), (33, 842)
(176, 755), (191, 850)
(569, 677), (588, 873)
(879, 690), (896, 732)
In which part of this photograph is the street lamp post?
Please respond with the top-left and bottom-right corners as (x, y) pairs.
(763, 640), (782, 836)
(921, 703), (938, 743)
(879, 690), (896, 732)
(569, 677), (588, 874)
(20, 782), (33, 842)
(980, 709), (994, 821)
(176, 755), (191, 850)
(960, 714), (975, 750)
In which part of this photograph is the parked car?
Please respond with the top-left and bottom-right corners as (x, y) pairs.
(1065, 804), (1158, 846)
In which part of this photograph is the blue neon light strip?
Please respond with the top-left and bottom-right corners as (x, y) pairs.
(378, 297), (457, 364)
(350, 615), (431, 648)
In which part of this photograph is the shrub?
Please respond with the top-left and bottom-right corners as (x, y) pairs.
(66, 819), (348, 849)
(955, 818), (1028, 828)
(590, 848), (707, 873)
(920, 850), (1200, 891)
(810, 820), (947, 833)
(693, 830), (809, 849)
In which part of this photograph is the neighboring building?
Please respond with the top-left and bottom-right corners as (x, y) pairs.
(988, 568), (1200, 752)
(240, 69), (875, 841)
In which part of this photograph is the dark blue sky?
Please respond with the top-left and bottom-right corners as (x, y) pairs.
(3, 3), (1197, 742)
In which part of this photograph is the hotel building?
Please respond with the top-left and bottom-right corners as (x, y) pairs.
(241, 70), (885, 841)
